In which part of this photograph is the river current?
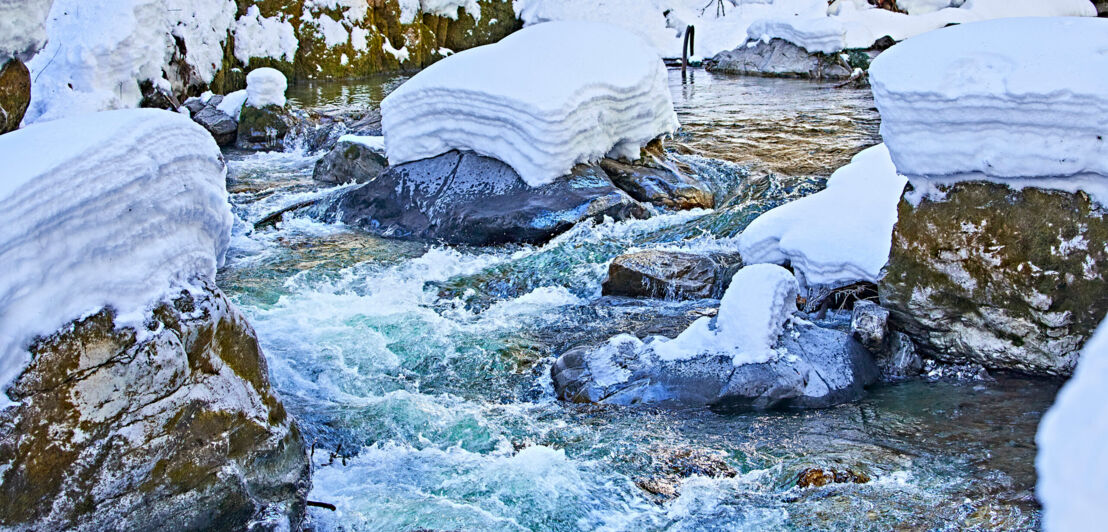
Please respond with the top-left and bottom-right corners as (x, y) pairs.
(217, 69), (1059, 531)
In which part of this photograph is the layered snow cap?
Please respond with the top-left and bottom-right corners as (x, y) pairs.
(0, 109), (232, 403)
(870, 17), (1108, 203)
(0, 0), (54, 59)
(381, 20), (679, 187)
(738, 144), (907, 288)
(655, 264), (799, 366)
(1037, 319), (1108, 531)
(246, 67), (288, 108)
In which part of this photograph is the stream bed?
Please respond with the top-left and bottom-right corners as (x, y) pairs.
(217, 69), (1059, 531)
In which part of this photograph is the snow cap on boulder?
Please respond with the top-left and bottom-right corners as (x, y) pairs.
(246, 67), (287, 108)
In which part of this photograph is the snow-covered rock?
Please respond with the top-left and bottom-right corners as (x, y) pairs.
(245, 67), (287, 108)
(0, 108), (232, 398)
(215, 89), (247, 120)
(738, 144), (907, 289)
(381, 20), (679, 187)
(870, 17), (1108, 202)
(1037, 319), (1108, 531)
(0, 0), (54, 60)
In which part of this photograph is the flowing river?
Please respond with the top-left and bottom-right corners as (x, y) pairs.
(217, 69), (1059, 531)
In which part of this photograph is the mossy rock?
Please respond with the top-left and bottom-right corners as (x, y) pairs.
(0, 59), (30, 134)
(879, 181), (1108, 376)
(0, 280), (309, 530)
(237, 104), (294, 151)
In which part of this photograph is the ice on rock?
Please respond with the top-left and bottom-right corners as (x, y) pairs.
(380, 20), (679, 187)
(655, 264), (799, 366)
(245, 67), (288, 108)
(869, 17), (1108, 203)
(737, 144), (907, 287)
(1037, 319), (1108, 531)
(0, 109), (232, 402)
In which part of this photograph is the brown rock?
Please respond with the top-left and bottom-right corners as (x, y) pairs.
(0, 59), (31, 134)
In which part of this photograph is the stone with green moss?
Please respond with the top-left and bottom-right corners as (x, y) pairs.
(879, 182), (1108, 376)
(0, 59), (30, 134)
(0, 279), (309, 530)
(237, 104), (294, 151)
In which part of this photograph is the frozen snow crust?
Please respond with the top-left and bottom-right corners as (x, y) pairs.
(1037, 319), (1108, 531)
(738, 144), (907, 288)
(0, 109), (233, 401)
(380, 20), (679, 187)
(870, 17), (1108, 193)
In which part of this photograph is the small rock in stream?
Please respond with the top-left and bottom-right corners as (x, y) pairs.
(603, 250), (743, 300)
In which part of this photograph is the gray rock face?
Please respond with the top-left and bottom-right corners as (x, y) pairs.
(850, 300), (890, 353)
(313, 140), (388, 185)
(190, 100), (237, 147)
(0, 281), (310, 531)
(599, 158), (714, 210)
(885, 331), (923, 378)
(551, 320), (878, 410)
(325, 150), (650, 245)
(880, 182), (1108, 376)
(705, 39), (853, 80)
(602, 250), (743, 300)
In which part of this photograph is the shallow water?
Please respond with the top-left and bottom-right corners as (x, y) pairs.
(219, 69), (1057, 531)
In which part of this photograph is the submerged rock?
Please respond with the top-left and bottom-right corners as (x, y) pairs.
(0, 281), (309, 530)
(880, 182), (1108, 376)
(705, 39), (853, 80)
(602, 250), (742, 300)
(599, 158), (714, 210)
(551, 320), (878, 410)
(237, 104), (293, 151)
(0, 59), (30, 134)
(325, 150), (649, 246)
(313, 138), (388, 185)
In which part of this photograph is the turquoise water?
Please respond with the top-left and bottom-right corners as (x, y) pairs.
(218, 70), (1058, 531)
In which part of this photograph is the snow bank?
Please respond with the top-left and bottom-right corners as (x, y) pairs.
(1037, 319), (1108, 531)
(246, 67), (287, 108)
(0, 0), (53, 59)
(655, 264), (798, 365)
(381, 20), (678, 187)
(737, 144), (907, 287)
(398, 0), (481, 24)
(0, 109), (232, 403)
(869, 17), (1108, 203)
(232, 5), (298, 65)
(217, 89), (247, 120)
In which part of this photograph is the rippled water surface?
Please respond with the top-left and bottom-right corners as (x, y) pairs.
(219, 69), (1057, 531)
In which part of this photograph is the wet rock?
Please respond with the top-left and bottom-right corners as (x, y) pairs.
(551, 320), (878, 410)
(313, 139), (389, 185)
(599, 158), (714, 210)
(191, 100), (237, 147)
(325, 150), (649, 246)
(602, 250), (743, 300)
(850, 300), (890, 353)
(705, 39), (853, 80)
(880, 182), (1108, 376)
(885, 331), (923, 378)
(181, 95), (208, 116)
(0, 280), (310, 531)
(636, 446), (736, 500)
(0, 58), (30, 134)
(237, 104), (293, 151)
(796, 467), (871, 488)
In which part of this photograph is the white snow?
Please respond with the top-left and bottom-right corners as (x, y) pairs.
(1037, 319), (1108, 532)
(0, 109), (232, 404)
(305, 11), (349, 48)
(398, 0), (482, 24)
(869, 17), (1108, 204)
(0, 0), (54, 59)
(737, 144), (907, 288)
(338, 134), (386, 153)
(246, 67), (287, 108)
(232, 5), (299, 64)
(381, 20), (678, 187)
(216, 89), (247, 120)
(381, 38), (410, 63)
(655, 264), (798, 366)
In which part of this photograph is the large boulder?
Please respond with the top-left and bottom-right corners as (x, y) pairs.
(551, 320), (878, 410)
(705, 39), (853, 80)
(313, 138), (388, 185)
(0, 59), (30, 134)
(237, 104), (293, 151)
(602, 250), (742, 300)
(191, 103), (238, 147)
(324, 150), (649, 245)
(0, 281), (310, 531)
(599, 158), (714, 210)
(880, 182), (1108, 376)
